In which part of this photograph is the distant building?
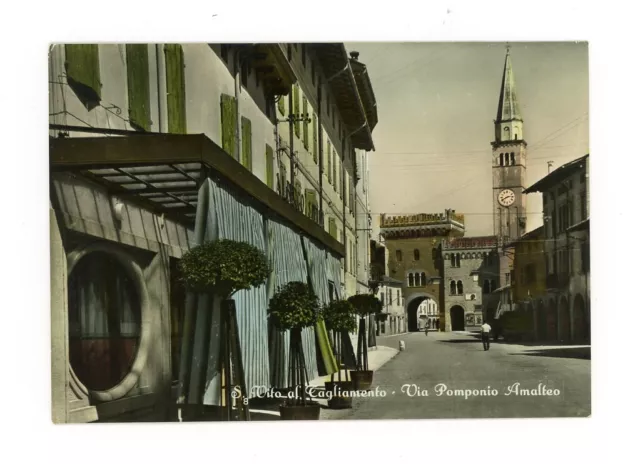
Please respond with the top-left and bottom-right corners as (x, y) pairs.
(442, 237), (501, 330)
(376, 276), (406, 335)
(379, 210), (464, 332)
(416, 299), (438, 330)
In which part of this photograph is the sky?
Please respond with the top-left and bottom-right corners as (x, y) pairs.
(344, 42), (589, 237)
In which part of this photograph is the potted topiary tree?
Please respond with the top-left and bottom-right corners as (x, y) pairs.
(347, 293), (382, 391)
(322, 299), (357, 409)
(268, 281), (322, 420)
(179, 239), (269, 421)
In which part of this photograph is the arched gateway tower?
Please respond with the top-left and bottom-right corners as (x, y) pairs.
(379, 210), (465, 332)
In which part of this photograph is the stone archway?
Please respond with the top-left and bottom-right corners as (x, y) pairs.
(536, 300), (547, 341)
(573, 294), (589, 343)
(406, 292), (438, 332)
(450, 305), (465, 331)
(558, 296), (571, 343)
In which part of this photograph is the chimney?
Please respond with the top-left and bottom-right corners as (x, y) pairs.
(350, 51), (360, 61)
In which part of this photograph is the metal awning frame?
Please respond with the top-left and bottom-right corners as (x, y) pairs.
(50, 133), (345, 257)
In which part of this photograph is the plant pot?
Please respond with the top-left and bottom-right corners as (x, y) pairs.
(350, 370), (374, 391)
(279, 402), (321, 420)
(325, 380), (354, 409)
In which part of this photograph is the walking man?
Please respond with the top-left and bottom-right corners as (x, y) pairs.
(481, 320), (492, 351)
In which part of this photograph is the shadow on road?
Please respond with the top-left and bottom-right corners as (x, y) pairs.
(511, 346), (591, 360)
(437, 339), (483, 344)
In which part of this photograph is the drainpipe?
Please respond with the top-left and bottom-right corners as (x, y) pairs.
(234, 49), (246, 163)
(317, 80), (324, 223)
(289, 83), (295, 201)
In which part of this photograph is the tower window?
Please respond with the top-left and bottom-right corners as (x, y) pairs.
(414, 249), (420, 261)
(450, 280), (456, 295)
(500, 153), (504, 166)
(511, 152), (515, 165)
(396, 250), (402, 262)
(456, 253), (461, 268)
(421, 272), (427, 286)
(408, 273), (414, 287)
(457, 280), (464, 295)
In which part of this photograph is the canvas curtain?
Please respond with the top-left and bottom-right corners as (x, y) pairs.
(177, 179), (269, 406)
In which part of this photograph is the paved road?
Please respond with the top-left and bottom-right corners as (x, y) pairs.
(323, 331), (590, 419)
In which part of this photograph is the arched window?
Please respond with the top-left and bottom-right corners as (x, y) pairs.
(457, 280), (464, 295)
(456, 253), (461, 267)
(514, 133), (518, 140)
(421, 272), (427, 286)
(483, 280), (490, 294)
(408, 273), (414, 287)
(414, 249), (420, 261)
(397, 289), (400, 303)
(490, 280), (497, 292)
(396, 250), (402, 262)
(450, 280), (456, 295)
(511, 152), (515, 165)
(450, 254), (456, 267)
(500, 153), (504, 166)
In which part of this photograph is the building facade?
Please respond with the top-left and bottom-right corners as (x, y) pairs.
(523, 154), (590, 343)
(416, 299), (438, 330)
(50, 43), (378, 422)
(376, 277), (406, 335)
(379, 210), (464, 332)
(442, 237), (501, 330)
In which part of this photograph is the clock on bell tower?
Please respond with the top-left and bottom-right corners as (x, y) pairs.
(492, 48), (527, 240)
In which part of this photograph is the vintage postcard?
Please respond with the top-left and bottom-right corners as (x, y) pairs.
(49, 42), (590, 422)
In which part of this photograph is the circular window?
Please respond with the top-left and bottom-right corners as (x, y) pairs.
(68, 251), (142, 392)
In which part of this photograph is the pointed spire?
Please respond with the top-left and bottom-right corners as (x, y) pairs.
(496, 47), (521, 122)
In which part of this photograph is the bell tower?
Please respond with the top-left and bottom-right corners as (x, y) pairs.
(492, 47), (527, 240)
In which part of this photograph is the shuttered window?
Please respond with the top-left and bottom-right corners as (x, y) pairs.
(302, 97), (309, 150)
(241, 117), (252, 171)
(220, 94), (237, 157)
(328, 217), (337, 239)
(126, 44), (150, 131)
(333, 150), (337, 191)
(266, 144), (274, 189)
(164, 44), (187, 134)
(312, 113), (318, 163)
(327, 140), (333, 184)
(293, 85), (301, 138)
(305, 189), (318, 220)
(64, 44), (102, 109)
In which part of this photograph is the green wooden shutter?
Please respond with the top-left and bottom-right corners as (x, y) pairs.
(220, 94), (238, 157)
(164, 44), (187, 134)
(266, 144), (274, 189)
(278, 95), (285, 116)
(241, 116), (252, 171)
(64, 44), (101, 109)
(294, 85), (300, 137)
(302, 97), (309, 149)
(328, 217), (337, 239)
(126, 44), (151, 131)
(312, 113), (318, 163)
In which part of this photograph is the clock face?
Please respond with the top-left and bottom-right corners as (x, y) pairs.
(498, 189), (516, 207)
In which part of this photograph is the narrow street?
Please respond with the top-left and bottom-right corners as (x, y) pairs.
(323, 331), (590, 419)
